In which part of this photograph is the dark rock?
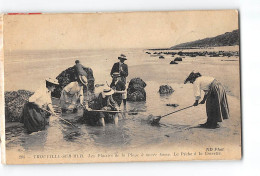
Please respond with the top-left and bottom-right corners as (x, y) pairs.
(52, 66), (95, 98)
(178, 51), (184, 56)
(174, 57), (182, 61)
(127, 78), (147, 101)
(64, 131), (81, 141)
(166, 103), (179, 107)
(159, 85), (174, 94)
(5, 90), (34, 122)
(159, 56), (165, 59)
(95, 84), (105, 88)
(170, 61), (178, 64)
(198, 52), (207, 56)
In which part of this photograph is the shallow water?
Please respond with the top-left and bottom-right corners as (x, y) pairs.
(5, 47), (240, 154)
(6, 81), (191, 153)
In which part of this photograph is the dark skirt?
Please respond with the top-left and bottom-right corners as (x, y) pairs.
(20, 102), (49, 133)
(206, 80), (230, 125)
(82, 109), (116, 126)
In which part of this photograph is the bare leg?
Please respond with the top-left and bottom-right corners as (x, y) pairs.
(123, 99), (127, 110)
(99, 118), (105, 126)
(114, 114), (119, 126)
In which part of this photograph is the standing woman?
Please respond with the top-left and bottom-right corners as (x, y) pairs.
(184, 72), (230, 128)
(60, 76), (88, 113)
(20, 78), (59, 133)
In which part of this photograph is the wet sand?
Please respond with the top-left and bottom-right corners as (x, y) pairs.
(4, 46), (241, 163)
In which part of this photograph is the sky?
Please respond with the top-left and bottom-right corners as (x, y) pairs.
(3, 10), (238, 50)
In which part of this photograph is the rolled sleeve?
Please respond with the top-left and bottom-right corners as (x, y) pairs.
(193, 81), (201, 100)
(79, 87), (84, 103)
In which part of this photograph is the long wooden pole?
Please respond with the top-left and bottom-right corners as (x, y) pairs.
(41, 108), (80, 129)
(161, 105), (193, 118)
(87, 109), (142, 113)
(151, 105), (193, 124)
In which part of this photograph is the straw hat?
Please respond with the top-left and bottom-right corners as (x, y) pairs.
(118, 54), (127, 60)
(112, 72), (121, 78)
(102, 87), (114, 96)
(46, 78), (59, 85)
(79, 75), (88, 86)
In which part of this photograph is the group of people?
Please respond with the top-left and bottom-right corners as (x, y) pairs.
(21, 54), (129, 132)
(20, 53), (230, 133)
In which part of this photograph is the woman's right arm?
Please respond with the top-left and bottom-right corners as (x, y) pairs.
(199, 92), (208, 104)
(193, 81), (201, 106)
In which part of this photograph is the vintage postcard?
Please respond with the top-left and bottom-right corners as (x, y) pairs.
(0, 10), (241, 164)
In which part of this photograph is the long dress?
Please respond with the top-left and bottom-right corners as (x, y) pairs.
(20, 87), (52, 133)
(205, 80), (230, 125)
(193, 76), (229, 126)
(60, 81), (84, 110)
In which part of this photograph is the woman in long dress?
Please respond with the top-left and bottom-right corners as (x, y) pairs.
(184, 72), (230, 128)
(20, 78), (59, 133)
(60, 76), (88, 113)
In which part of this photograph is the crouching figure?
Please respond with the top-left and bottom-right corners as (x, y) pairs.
(20, 78), (59, 133)
(60, 76), (88, 113)
(84, 87), (119, 126)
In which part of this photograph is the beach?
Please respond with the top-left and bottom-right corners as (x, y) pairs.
(4, 46), (241, 163)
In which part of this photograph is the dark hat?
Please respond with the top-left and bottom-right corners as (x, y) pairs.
(184, 71), (201, 84)
(118, 54), (127, 60)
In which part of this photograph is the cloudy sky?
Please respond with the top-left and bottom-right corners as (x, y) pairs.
(3, 10), (238, 50)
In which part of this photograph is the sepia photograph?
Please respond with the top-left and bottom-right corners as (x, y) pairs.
(1, 10), (241, 164)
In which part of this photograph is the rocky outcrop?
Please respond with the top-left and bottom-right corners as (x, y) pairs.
(159, 85), (174, 94)
(5, 90), (34, 122)
(174, 57), (183, 61)
(52, 66), (95, 98)
(148, 50), (238, 58)
(127, 78), (147, 101)
(170, 61), (178, 64)
(166, 103), (179, 107)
